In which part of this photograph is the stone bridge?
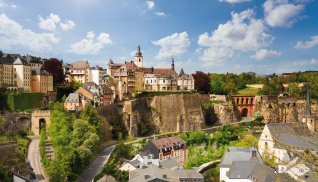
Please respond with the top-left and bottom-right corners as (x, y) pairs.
(196, 159), (221, 173)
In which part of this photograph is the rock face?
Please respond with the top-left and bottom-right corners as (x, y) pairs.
(254, 95), (318, 124)
(212, 96), (240, 124)
(150, 93), (209, 132)
(97, 93), (211, 137)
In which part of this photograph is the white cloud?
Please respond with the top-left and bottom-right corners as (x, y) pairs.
(198, 9), (273, 64)
(38, 13), (61, 31)
(0, 0), (16, 8)
(200, 47), (234, 65)
(152, 32), (190, 60)
(69, 31), (112, 55)
(155, 12), (166, 17)
(263, 0), (305, 28)
(293, 58), (318, 66)
(295, 36), (318, 49)
(0, 13), (59, 52)
(219, 0), (252, 3)
(146, 1), (155, 10)
(0, 0), (7, 7)
(251, 49), (281, 60)
(60, 20), (76, 31)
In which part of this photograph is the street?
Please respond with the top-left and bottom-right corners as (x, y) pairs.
(77, 145), (115, 182)
(27, 136), (48, 182)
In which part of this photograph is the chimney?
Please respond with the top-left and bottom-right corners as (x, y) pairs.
(151, 67), (154, 73)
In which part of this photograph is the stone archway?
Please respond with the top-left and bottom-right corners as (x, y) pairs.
(31, 110), (51, 136)
(242, 108), (248, 117)
(39, 118), (46, 134)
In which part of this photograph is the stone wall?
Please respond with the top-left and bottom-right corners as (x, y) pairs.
(97, 93), (211, 137)
(0, 112), (31, 135)
(213, 96), (240, 124)
(254, 95), (317, 123)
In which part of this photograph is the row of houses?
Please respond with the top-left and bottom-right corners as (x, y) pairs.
(64, 82), (114, 111)
(0, 51), (53, 95)
(62, 46), (195, 106)
(107, 46), (194, 94)
(117, 136), (204, 182)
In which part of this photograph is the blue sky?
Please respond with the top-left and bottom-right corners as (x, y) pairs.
(0, 0), (318, 74)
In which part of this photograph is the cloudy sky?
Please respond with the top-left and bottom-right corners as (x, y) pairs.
(0, 0), (318, 74)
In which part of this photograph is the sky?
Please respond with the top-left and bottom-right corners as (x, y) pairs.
(0, 0), (318, 74)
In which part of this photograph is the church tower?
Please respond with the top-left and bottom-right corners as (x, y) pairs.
(134, 45), (143, 67)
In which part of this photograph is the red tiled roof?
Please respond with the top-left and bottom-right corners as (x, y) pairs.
(152, 136), (186, 149)
(153, 68), (177, 75)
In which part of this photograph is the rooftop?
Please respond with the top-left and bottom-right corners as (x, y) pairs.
(220, 147), (261, 168)
(151, 136), (186, 150)
(65, 93), (80, 103)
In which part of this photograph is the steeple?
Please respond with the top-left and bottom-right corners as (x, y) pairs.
(179, 68), (185, 76)
(171, 57), (175, 71)
(134, 45), (143, 67)
(135, 45), (142, 57)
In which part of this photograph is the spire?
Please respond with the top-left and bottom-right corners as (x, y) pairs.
(171, 57), (175, 71)
(179, 68), (185, 76)
(305, 83), (311, 116)
(108, 58), (114, 65)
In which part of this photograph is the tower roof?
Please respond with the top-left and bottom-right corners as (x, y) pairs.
(108, 58), (114, 65)
(135, 45), (143, 57)
(179, 68), (185, 76)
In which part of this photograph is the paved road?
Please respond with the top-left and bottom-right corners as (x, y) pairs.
(28, 136), (48, 182)
(77, 145), (115, 182)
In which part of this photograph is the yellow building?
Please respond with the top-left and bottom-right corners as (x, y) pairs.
(134, 69), (144, 92)
(0, 57), (14, 88)
(31, 70), (53, 95)
(69, 61), (90, 83)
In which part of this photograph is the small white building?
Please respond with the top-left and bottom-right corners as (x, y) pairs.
(13, 57), (32, 92)
(120, 153), (160, 172)
(177, 68), (194, 90)
(220, 147), (266, 182)
(90, 65), (105, 85)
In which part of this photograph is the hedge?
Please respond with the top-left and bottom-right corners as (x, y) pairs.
(6, 93), (43, 111)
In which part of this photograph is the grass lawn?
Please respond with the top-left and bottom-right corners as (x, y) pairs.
(236, 87), (260, 96)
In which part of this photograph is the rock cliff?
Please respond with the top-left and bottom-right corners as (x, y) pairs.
(97, 93), (243, 137)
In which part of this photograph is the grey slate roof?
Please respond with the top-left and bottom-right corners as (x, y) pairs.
(160, 157), (183, 170)
(267, 123), (318, 150)
(129, 165), (203, 182)
(65, 93), (80, 103)
(220, 147), (261, 167)
(229, 160), (276, 182)
(278, 133), (318, 151)
(0, 57), (14, 64)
